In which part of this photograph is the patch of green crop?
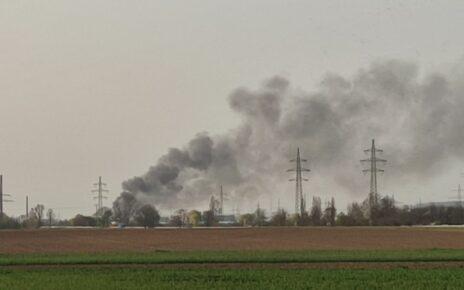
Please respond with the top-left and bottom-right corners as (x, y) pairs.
(2, 249), (464, 266)
(1, 267), (464, 290)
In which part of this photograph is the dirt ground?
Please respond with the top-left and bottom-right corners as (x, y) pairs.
(1, 227), (464, 254)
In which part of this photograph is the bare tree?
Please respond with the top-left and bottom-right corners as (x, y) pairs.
(270, 209), (288, 226)
(201, 210), (216, 227)
(170, 209), (187, 227)
(34, 204), (45, 228)
(310, 196), (322, 226)
(47, 208), (54, 227)
(253, 207), (266, 226)
(323, 197), (337, 226)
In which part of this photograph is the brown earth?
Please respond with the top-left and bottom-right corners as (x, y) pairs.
(1, 227), (464, 254)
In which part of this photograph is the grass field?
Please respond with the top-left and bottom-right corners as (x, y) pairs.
(2, 228), (464, 289)
(2, 249), (464, 289)
(2, 267), (464, 290)
(2, 249), (464, 266)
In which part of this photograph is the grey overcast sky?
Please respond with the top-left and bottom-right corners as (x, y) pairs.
(1, 1), (464, 217)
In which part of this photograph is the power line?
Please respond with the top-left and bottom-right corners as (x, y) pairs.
(287, 148), (310, 215)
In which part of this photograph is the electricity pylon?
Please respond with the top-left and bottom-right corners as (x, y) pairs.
(91, 176), (108, 216)
(0, 175), (13, 216)
(361, 139), (386, 218)
(0, 175), (3, 216)
(219, 185), (224, 215)
(450, 184), (463, 208)
(287, 148), (310, 215)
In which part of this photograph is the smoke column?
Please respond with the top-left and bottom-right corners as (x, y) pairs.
(114, 59), (464, 214)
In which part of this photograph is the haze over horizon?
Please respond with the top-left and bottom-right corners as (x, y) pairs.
(1, 1), (464, 218)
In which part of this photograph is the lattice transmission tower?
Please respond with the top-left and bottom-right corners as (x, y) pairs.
(91, 176), (109, 216)
(219, 185), (224, 215)
(361, 139), (387, 216)
(451, 184), (463, 208)
(287, 148), (310, 215)
(0, 175), (13, 216)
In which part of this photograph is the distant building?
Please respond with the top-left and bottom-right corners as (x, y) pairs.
(217, 214), (237, 226)
(415, 201), (463, 208)
(159, 216), (170, 225)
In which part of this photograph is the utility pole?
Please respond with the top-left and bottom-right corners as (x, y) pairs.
(457, 184), (462, 208)
(91, 176), (108, 216)
(451, 184), (463, 208)
(450, 184), (464, 224)
(269, 197), (273, 215)
(0, 175), (3, 216)
(235, 204), (241, 217)
(0, 175), (13, 216)
(26, 196), (29, 218)
(209, 195), (218, 215)
(361, 139), (387, 220)
(219, 185), (224, 215)
(287, 148), (310, 215)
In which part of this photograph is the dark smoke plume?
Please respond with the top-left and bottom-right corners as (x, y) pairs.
(114, 60), (464, 214)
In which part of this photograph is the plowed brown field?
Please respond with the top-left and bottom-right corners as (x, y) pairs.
(0, 227), (464, 253)
(1, 227), (464, 254)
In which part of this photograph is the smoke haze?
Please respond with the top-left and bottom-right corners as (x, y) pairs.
(114, 60), (464, 212)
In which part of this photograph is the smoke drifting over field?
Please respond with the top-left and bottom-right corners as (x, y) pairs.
(114, 60), (464, 212)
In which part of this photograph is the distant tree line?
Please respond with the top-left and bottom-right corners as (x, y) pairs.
(2, 194), (464, 229)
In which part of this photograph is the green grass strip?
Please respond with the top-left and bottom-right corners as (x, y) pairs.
(2, 249), (464, 266)
(2, 267), (464, 290)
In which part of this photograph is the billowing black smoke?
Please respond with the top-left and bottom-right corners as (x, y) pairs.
(114, 59), (464, 214)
